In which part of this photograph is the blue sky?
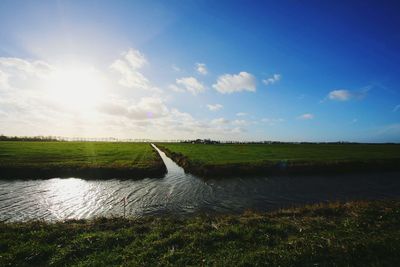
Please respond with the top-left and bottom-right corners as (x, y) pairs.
(0, 0), (399, 142)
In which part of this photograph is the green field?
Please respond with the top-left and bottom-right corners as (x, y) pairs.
(158, 143), (400, 176)
(0, 142), (166, 179)
(1, 200), (399, 266)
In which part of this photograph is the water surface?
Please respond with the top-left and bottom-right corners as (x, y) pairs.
(0, 145), (399, 222)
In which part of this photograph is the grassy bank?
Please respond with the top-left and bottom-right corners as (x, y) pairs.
(1, 200), (399, 266)
(0, 142), (166, 179)
(158, 143), (400, 176)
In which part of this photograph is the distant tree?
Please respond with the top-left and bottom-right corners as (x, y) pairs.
(0, 135), (59, 142)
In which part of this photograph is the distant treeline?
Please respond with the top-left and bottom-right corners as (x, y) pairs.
(0, 135), (154, 142)
(181, 139), (221, 144)
(0, 135), (397, 144)
(0, 135), (60, 142)
(180, 139), (398, 145)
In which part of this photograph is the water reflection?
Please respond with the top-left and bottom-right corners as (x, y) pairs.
(39, 178), (91, 220)
(0, 146), (399, 222)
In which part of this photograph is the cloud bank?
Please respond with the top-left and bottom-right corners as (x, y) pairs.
(0, 49), (251, 140)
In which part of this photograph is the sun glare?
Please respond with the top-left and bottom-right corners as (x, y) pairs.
(44, 65), (107, 113)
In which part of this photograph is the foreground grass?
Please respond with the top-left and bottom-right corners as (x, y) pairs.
(0, 142), (166, 179)
(1, 200), (399, 266)
(158, 143), (400, 176)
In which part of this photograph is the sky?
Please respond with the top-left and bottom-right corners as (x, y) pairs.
(0, 0), (399, 142)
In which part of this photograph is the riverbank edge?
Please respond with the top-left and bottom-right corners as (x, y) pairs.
(1, 200), (400, 266)
(157, 145), (400, 177)
(0, 145), (167, 179)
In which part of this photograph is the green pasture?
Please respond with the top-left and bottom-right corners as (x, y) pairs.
(1, 200), (399, 266)
(159, 143), (400, 165)
(0, 141), (162, 172)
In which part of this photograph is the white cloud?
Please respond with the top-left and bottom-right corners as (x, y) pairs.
(328, 89), (352, 101)
(298, 113), (314, 120)
(172, 64), (181, 72)
(110, 48), (149, 90)
(261, 118), (284, 125)
(211, 117), (230, 124)
(236, 112), (247, 117)
(231, 127), (246, 133)
(0, 57), (53, 78)
(173, 76), (205, 95)
(98, 97), (169, 120)
(97, 99), (248, 140)
(0, 54), (252, 140)
(0, 58), (95, 136)
(110, 60), (149, 89)
(393, 104), (400, 112)
(168, 84), (185, 93)
(212, 71), (256, 94)
(123, 49), (147, 69)
(207, 104), (223, 111)
(232, 119), (248, 126)
(262, 74), (281, 86)
(0, 70), (9, 88)
(327, 88), (369, 102)
(196, 63), (207, 75)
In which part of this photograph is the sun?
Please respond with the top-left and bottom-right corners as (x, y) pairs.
(44, 64), (107, 113)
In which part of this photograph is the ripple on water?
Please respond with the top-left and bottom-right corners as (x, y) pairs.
(1, 146), (400, 221)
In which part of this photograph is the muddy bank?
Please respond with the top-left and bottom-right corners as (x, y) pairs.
(157, 145), (400, 177)
(0, 164), (167, 180)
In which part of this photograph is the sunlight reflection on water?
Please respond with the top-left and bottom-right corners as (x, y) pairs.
(38, 178), (91, 220)
(0, 147), (400, 222)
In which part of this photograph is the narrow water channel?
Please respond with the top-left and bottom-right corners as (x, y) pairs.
(0, 144), (399, 222)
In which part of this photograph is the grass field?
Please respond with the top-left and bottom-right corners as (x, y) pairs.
(1, 200), (399, 266)
(0, 142), (166, 179)
(158, 143), (400, 176)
